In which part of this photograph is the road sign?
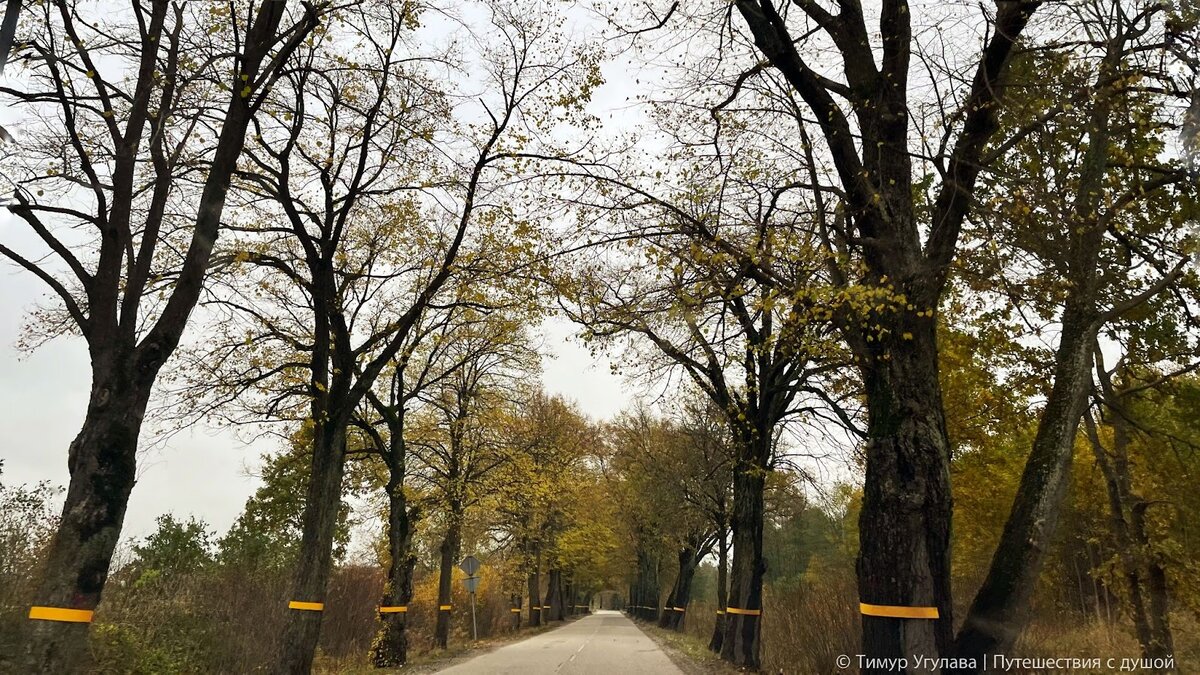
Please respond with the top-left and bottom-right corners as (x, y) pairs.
(463, 576), (481, 593)
(459, 555), (481, 576)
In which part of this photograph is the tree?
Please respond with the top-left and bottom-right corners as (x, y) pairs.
(710, 2), (1041, 667)
(558, 146), (849, 665)
(408, 313), (536, 649)
(953, 4), (1199, 661)
(491, 391), (596, 628)
(165, 2), (596, 668)
(0, 2), (319, 668)
(127, 515), (214, 586)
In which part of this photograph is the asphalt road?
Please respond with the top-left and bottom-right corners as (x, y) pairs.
(434, 610), (684, 674)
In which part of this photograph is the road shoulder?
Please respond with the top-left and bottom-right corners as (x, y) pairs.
(628, 618), (747, 675)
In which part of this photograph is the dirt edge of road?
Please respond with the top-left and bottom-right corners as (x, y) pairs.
(629, 619), (748, 675)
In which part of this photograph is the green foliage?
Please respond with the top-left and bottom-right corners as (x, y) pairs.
(128, 516), (214, 588)
(218, 429), (352, 571)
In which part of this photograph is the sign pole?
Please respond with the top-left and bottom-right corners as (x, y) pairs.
(459, 555), (482, 641)
(471, 590), (478, 641)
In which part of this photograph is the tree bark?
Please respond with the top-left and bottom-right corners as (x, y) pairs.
(274, 423), (348, 674)
(547, 568), (564, 621)
(1135, 502), (1174, 668)
(661, 547), (699, 631)
(527, 559), (542, 627)
(21, 358), (150, 673)
(434, 510), (464, 648)
(721, 446), (768, 668)
(855, 327), (956, 674)
(371, 461), (418, 667)
(709, 523), (728, 653)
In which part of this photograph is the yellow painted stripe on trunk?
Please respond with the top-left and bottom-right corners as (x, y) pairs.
(725, 607), (761, 616)
(672, 607), (686, 612)
(859, 603), (939, 619)
(510, 608), (521, 613)
(288, 601), (324, 611)
(29, 607), (94, 623)
(378, 606), (407, 613)
(439, 605), (452, 611)
(715, 610), (725, 615)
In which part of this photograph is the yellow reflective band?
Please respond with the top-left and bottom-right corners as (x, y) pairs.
(860, 603), (939, 619)
(29, 606), (94, 623)
(378, 606), (407, 613)
(439, 605), (452, 611)
(289, 598), (324, 610)
(532, 606), (541, 611)
(672, 607), (686, 612)
(542, 605), (551, 609)
(725, 607), (761, 616)
(510, 608), (521, 613)
(716, 610), (725, 615)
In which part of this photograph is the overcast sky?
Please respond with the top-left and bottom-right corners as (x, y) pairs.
(0, 3), (650, 545)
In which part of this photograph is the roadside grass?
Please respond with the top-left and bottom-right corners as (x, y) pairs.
(633, 618), (744, 675)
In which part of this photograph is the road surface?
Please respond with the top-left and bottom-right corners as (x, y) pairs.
(435, 610), (684, 674)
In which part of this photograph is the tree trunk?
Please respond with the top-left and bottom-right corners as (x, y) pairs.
(371, 462), (418, 667)
(527, 564), (542, 627)
(434, 511), (464, 649)
(547, 569), (564, 621)
(721, 445), (768, 668)
(635, 546), (660, 623)
(274, 423), (348, 674)
(20, 362), (150, 673)
(1133, 504), (1175, 669)
(1087, 415), (1156, 659)
(661, 546), (697, 631)
(709, 523), (728, 653)
(955, 304), (1096, 666)
(855, 327), (955, 675)
(1092, 373), (1176, 670)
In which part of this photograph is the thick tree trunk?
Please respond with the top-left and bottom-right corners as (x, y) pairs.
(661, 547), (697, 631)
(709, 523), (728, 653)
(635, 547), (660, 623)
(527, 564), (542, 627)
(955, 305), (1096, 666)
(274, 423), (348, 674)
(371, 463), (417, 667)
(434, 512), (464, 648)
(21, 362), (150, 673)
(547, 569), (564, 621)
(721, 446), (768, 668)
(855, 326), (955, 675)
